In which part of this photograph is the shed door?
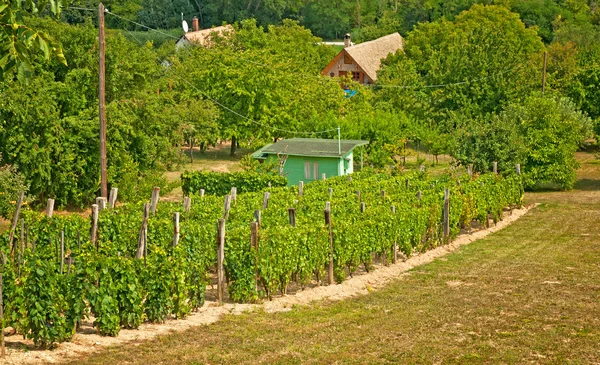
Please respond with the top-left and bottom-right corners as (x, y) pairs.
(312, 162), (319, 180)
(304, 162), (310, 180)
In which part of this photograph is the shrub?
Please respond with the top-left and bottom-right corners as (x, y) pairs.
(181, 171), (287, 196)
(0, 158), (29, 219)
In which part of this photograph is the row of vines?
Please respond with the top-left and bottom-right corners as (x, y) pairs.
(0, 170), (523, 347)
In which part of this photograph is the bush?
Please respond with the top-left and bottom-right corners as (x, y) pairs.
(181, 171), (287, 196)
(0, 159), (29, 219)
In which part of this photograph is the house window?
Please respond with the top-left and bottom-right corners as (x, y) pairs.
(312, 162), (319, 180)
(344, 54), (353, 64)
(304, 161), (310, 179)
(352, 72), (361, 82)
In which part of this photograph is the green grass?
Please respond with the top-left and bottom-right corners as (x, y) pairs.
(69, 154), (600, 364)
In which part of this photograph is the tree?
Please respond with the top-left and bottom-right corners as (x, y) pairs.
(0, 0), (67, 82)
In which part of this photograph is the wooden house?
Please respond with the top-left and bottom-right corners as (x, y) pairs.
(251, 138), (369, 186)
(321, 33), (403, 85)
(176, 17), (232, 49)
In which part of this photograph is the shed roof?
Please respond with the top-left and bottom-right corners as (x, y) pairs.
(322, 33), (403, 82)
(252, 138), (369, 158)
(180, 25), (233, 46)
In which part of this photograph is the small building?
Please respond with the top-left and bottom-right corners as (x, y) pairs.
(321, 33), (403, 85)
(251, 138), (369, 186)
(176, 17), (232, 49)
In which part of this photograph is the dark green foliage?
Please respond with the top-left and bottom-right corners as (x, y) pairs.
(181, 171), (287, 196)
(0, 158), (29, 219)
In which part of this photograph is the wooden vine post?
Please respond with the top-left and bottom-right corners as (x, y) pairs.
(254, 209), (261, 227)
(217, 218), (226, 304)
(199, 189), (205, 197)
(60, 231), (65, 275)
(419, 165), (425, 173)
(493, 161), (498, 175)
(230, 187), (237, 204)
(173, 212), (180, 247)
(328, 188), (333, 199)
(288, 208), (296, 227)
(150, 187), (160, 215)
(250, 221), (259, 293)
(0, 268), (4, 358)
(108, 187), (119, 208)
(467, 164), (473, 177)
(262, 192), (270, 210)
(8, 191), (24, 257)
(223, 195), (231, 220)
(443, 188), (450, 244)
(136, 203), (150, 260)
(46, 198), (55, 218)
(321, 173), (327, 181)
(298, 181), (304, 197)
(183, 196), (191, 213)
(516, 164), (521, 175)
(90, 204), (99, 248)
(324, 203), (334, 285)
(417, 190), (422, 201)
(360, 202), (366, 213)
(96, 197), (107, 211)
(391, 205), (398, 264)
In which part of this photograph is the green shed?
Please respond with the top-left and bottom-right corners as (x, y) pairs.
(251, 138), (369, 186)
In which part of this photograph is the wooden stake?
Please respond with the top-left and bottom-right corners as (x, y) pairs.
(443, 188), (450, 244)
(380, 190), (386, 199)
(108, 187), (118, 208)
(217, 218), (225, 304)
(199, 189), (205, 197)
(250, 222), (259, 293)
(99, 2), (108, 199)
(183, 196), (191, 213)
(254, 209), (261, 227)
(360, 202), (366, 213)
(321, 173), (326, 181)
(467, 165), (473, 177)
(419, 165), (425, 173)
(136, 203), (150, 259)
(223, 195), (231, 220)
(262, 192), (270, 210)
(516, 164), (521, 175)
(328, 188), (333, 198)
(325, 208), (334, 285)
(0, 271), (4, 358)
(60, 231), (65, 275)
(230, 187), (237, 203)
(8, 192), (24, 256)
(417, 190), (422, 200)
(96, 197), (107, 211)
(173, 212), (180, 247)
(46, 198), (55, 218)
(150, 187), (160, 215)
(356, 190), (360, 201)
(288, 208), (296, 227)
(347, 176), (352, 182)
(405, 179), (409, 188)
(91, 204), (99, 246)
(298, 181), (304, 197)
(325, 201), (331, 211)
(493, 161), (498, 175)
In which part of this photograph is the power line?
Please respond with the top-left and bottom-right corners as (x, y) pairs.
(105, 10), (180, 40)
(68, 6), (96, 11)
(372, 68), (517, 89)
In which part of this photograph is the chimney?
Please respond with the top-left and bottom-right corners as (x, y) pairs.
(344, 33), (351, 48)
(192, 17), (199, 32)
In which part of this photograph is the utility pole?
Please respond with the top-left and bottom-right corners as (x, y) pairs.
(99, 3), (108, 198)
(542, 51), (547, 93)
(337, 126), (341, 155)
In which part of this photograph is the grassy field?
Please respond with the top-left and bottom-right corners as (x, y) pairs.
(67, 153), (600, 364)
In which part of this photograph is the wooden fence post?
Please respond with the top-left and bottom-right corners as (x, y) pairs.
(60, 230), (65, 275)
(262, 192), (270, 210)
(356, 190), (361, 201)
(467, 165), (473, 177)
(391, 205), (398, 264)
(360, 202), (366, 213)
(443, 188), (450, 244)
(254, 209), (261, 227)
(217, 218), (226, 304)
(108, 187), (118, 208)
(91, 204), (99, 247)
(325, 201), (331, 211)
(230, 187), (237, 204)
(96, 197), (107, 211)
(405, 179), (410, 188)
(199, 189), (205, 197)
(298, 181), (304, 197)
(223, 195), (231, 220)
(46, 198), (54, 218)
(0, 270), (4, 358)
(419, 165), (425, 173)
(150, 187), (160, 215)
(136, 203), (150, 260)
(493, 161), (498, 175)
(516, 164), (521, 175)
(288, 208), (296, 227)
(347, 176), (352, 182)
(380, 190), (386, 200)
(324, 207), (334, 285)
(183, 196), (191, 213)
(322, 173), (326, 181)
(417, 190), (422, 200)
(8, 192), (24, 256)
(250, 221), (259, 293)
(328, 188), (333, 198)
(173, 212), (180, 247)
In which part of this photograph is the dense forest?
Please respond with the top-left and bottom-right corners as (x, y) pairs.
(0, 0), (599, 211)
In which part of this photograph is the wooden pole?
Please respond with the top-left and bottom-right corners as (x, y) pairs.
(99, 2), (108, 198)
(380, 190), (386, 200)
(288, 208), (296, 227)
(321, 173), (326, 181)
(542, 51), (547, 93)
(356, 190), (360, 201)
(230, 187), (237, 204)
(298, 181), (304, 197)
(173, 212), (180, 247)
(60, 231), (65, 275)
(46, 198), (55, 218)
(443, 188), (450, 244)
(325, 208), (334, 285)
(136, 203), (150, 259)
(150, 187), (160, 215)
(467, 164), (473, 177)
(360, 202), (366, 213)
(0, 271), (4, 358)
(199, 189), (205, 197)
(417, 190), (422, 200)
(91, 204), (99, 247)
(328, 188), (333, 198)
(108, 187), (118, 208)
(493, 161), (498, 175)
(516, 164), (521, 175)
(250, 221), (259, 293)
(8, 192), (24, 256)
(391, 206), (397, 264)
(419, 165), (425, 173)
(262, 192), (270, 210)
(183, 196), (191, 213)
(217, 218), (225, 304)
(254, 209), (261, 227)
(96, 197), (107, 211)
(223, 195), (231, 220)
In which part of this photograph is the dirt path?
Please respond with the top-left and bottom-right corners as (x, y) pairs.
(2, 205), (533, 364)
